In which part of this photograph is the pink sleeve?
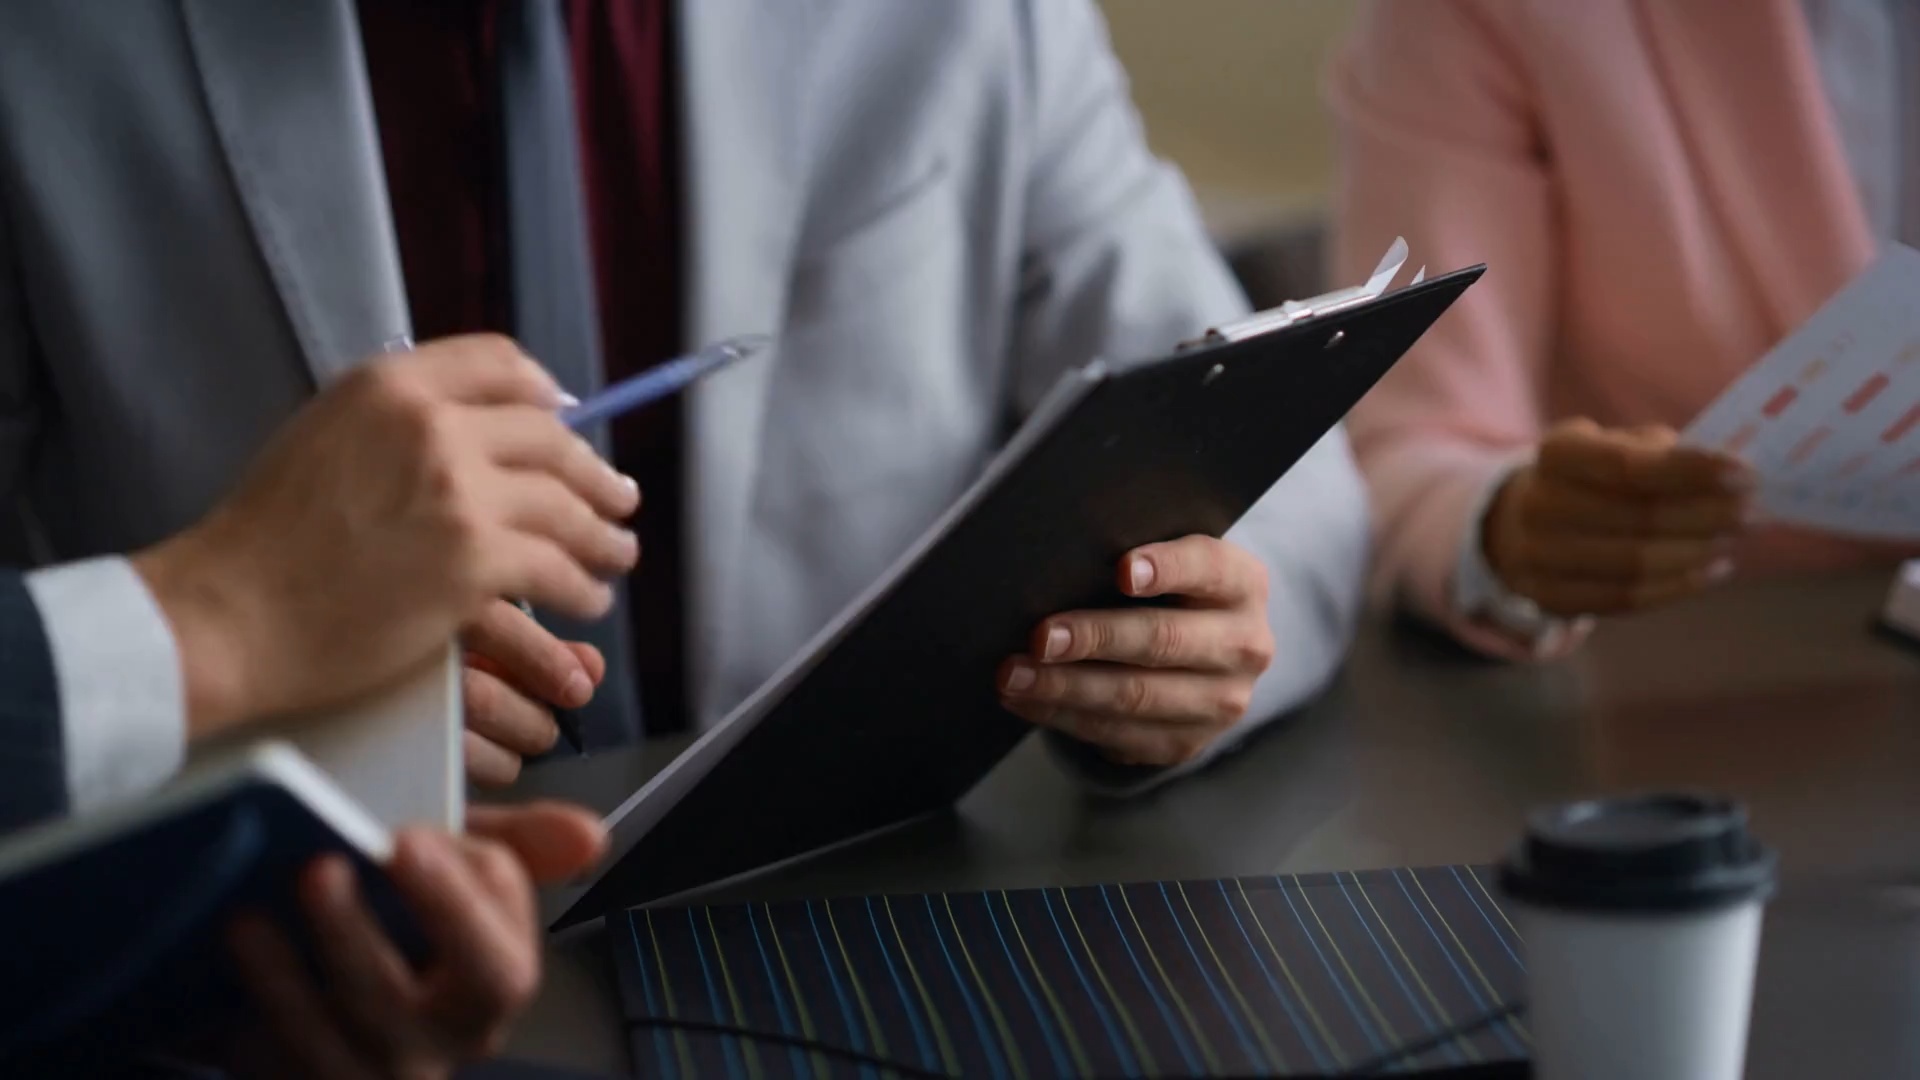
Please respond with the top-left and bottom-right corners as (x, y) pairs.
(1326, 0), (1561, 657)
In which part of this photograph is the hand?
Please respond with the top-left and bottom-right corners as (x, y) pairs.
(1484, 419), (1753, 617)
(131, 335), (642, 742)
(997, 535), (1274, 767)
(225, 802), (606, 1080)
(461, 600), (607, 786)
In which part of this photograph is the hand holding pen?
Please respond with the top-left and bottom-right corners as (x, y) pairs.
(387, 333), (766, 776)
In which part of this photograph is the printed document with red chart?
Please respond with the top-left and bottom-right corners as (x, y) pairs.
(1686, 244), (1920, 539)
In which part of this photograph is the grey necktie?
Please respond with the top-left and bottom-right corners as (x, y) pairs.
(498, 0), (642, 744)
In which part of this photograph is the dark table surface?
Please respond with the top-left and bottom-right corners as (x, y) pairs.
(501, 570), (1920, 1077)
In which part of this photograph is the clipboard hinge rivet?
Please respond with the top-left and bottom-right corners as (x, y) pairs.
(1325, 330), (1346, 350)
(1203, 363), (1225, 386)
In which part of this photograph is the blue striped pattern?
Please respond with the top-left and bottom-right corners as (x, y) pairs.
(612, 867), (1530, 1077)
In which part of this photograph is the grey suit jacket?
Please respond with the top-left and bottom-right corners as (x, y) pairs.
(0, 1), (1370, 781)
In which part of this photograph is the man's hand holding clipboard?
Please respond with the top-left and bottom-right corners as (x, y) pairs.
(995, 534), (1276, 768)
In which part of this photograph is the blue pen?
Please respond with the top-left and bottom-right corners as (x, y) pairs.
(559, 333), (769, 429)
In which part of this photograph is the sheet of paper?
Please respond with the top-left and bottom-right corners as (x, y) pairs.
(191, 644), (464, 830)
(1685, 244), (1920, 538)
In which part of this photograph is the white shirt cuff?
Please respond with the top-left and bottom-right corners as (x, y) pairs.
(24, 557), (186, 812)
(1450, 459), (1592, 655)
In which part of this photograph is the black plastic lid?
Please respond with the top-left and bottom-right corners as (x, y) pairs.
(1496, 792), (1778, 914)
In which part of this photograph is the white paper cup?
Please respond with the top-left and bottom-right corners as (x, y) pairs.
(1498, 793), (1777, 1080)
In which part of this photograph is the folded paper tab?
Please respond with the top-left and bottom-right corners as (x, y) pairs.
(1197, 236), (1414, 345)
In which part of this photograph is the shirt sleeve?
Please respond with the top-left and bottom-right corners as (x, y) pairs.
(23, 556), (186, 812)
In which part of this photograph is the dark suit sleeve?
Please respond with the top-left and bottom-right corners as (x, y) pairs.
(0, 570), (66, 832)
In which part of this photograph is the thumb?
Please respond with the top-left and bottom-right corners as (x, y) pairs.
(466, 801), (608, 884)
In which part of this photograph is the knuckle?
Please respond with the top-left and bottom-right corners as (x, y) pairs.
(381, 368), (441, 430)
(531, 715), (561, 753)
(1213, 684), (1253, 725)
(478, 331), (524, 359)
(1079, 619), (1115, 662)
(441, 492), (487, 560)
(366, 352), (420, 393)
(415, 423), (470, 501)
(536, 643), (579, 693)
(469, 971), (524, 1025)
(1146, 616), (1185, 666)
(1172, 733), (1211, 764)
(1507, 537), (1544, 579)
(1236, 627), (1277, 672)
(474, 596), (518, 636)
(1515, 482), (1560, 532)
(1132, 742), (1177, 767)
(468, 333), (529, 378)
(463, 669), (501, 719)
(1243, 557), (1270, 604)
(480, 754), (522, 786)
(531, 474), (581, 526)
(1032, 665), (1069, 702)
(557, 440), (597, 488)
(473, 842), (527, 895)
(567, 433), (604, 476)
(1115, 675), (1154, 715)
(1521, 477), (1559, 518)
(499, 950), (542, 1013)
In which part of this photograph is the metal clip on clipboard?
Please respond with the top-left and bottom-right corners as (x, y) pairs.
(1185, 236), (1424, 347)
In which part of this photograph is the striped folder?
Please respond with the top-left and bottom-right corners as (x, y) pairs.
(612, 867), (1530, 1078)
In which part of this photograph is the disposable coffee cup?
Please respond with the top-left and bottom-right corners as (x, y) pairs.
(1497, 792), (1777, 1080)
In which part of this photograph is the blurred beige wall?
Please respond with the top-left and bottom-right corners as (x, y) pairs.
(1100, 1), (1356, 234)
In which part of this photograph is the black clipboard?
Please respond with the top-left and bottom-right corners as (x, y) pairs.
(551, 259), (1486, 928)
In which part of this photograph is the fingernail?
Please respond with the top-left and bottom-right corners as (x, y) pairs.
(610, 524), (640, 560)
(1706, 557), (1736, 583)
(623, 474), (641, 501)
(555, 388), (582, 408)
(563, 671), (593, 707)
(1129, 557), (1155, 594)
(1003, 662), (1036, 693)
(1043, 625), (1070, 661)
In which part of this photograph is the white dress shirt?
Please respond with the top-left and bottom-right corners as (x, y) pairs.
(23, 558), (183, 811)
(1450, 0), (1913, 642)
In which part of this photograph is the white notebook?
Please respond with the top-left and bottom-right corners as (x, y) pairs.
(191, 643), (464, 830)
